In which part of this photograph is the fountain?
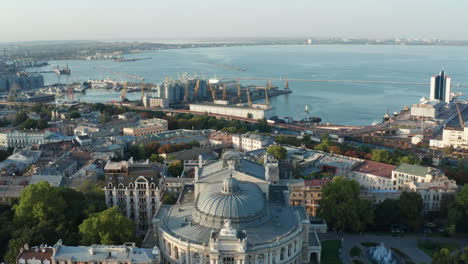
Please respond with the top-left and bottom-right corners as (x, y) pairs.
(367, 243), (399, 264)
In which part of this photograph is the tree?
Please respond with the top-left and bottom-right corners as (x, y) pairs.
(150, 153), (164, 163)
(76, 180), (107, 217)
(79, 207), (136, 245)
(37, 119), (48, 130)
(371, 149), (393, 164)
(314, 134), (331, 152)
(15, 110), (28, 125)
(432, 247), (468, 264)
(399, 191), (423, 231)
(14, 181), (67, 226)
(0, 205), (14, 260)
(374, 199), (400, 230)
(69, 112), (81, 119)
(398, 155), (420, 165)
(318, 177), (373, 232)
(267, 145), (287, 160)
(162, 193), (177, 205)
(447, 184), (468, 233)
(168, 160), (183, 177)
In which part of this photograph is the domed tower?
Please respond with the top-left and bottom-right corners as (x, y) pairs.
(192, 176), (268, 229)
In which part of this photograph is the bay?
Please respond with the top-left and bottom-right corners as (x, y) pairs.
(29, 44), (468, 126)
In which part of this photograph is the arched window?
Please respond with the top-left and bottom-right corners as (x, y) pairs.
(288, 244), (292, 257)
(174, 246), (179, 259)
(108, 183), (113, 189)
(150, 183), (156, 189)
(193, 253), (201, 264)
(294, 240), (297, 253)
(256, 254), (264, 264)
(118, 183), (124, 189)
(167, 242), (171, 256)
(129, 183), (134, 189)
(280, 248), (285, 260)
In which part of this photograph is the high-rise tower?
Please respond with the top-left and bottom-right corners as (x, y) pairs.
(430, 70), (451, 103)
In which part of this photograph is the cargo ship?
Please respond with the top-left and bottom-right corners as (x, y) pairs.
(54, 65), (71, 76)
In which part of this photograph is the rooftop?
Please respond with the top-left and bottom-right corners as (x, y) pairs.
(304, 179), (331, 186)
(54, 243), (158, 263)
(393, 163), (431, 177)
(352, 160), (396, 179)
(410, 180), (458, 191)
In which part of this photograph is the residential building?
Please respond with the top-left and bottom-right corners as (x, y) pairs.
(75, 135), (92, 146)
(189, 102), (273, 119)
(208, 131), (232, 145)
(0, 149), (42, 175)
(404, 177), (458, 214)
(152, 151), (321, 264)
(123, 118), (168, 137)
(430, 70), (451, 103)
(104, 159), (162, 233)
(359, 189), (401, 205)
(143, 95), (169, 108)
(410, 100), (444, 119)
(434, 125), (468, 149)
(392, 163), (444, 190)
(349, 160), (396, 190)
(0, 185), (24, 205)
(289, 179), (330, 217)
(0, 130), (51, 150)
(232, 133), (272, 152)
(16, 240), (160, 264)
(160, 176), (193, 194)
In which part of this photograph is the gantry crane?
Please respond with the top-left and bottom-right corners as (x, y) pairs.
(246, 87), (252, 107)
(222, 84), (227, 100)
(95, 67), (145, 101)
(455, 102), (466, 128)
(193, 79), (200, 102)
(265, 81), (271, 106)
(208, 81), (216, 101)
(236, 81), (242, 103)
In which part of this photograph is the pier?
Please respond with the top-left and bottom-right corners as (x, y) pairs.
(224, 77), (468, 87)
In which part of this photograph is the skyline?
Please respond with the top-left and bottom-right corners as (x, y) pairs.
(1, 0), (467, 42)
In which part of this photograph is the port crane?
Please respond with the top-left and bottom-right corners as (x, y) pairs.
(237, 81), (242, 103)
(95, 67), (145, 101)
(208, 82), (216, 101)
(193, 79), (200, 101)
(455, 102), (466, 128)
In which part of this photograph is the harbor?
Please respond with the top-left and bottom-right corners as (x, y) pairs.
(23, 44), (468, 125)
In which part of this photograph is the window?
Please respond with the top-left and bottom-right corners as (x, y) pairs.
(223, 257), (234, 264)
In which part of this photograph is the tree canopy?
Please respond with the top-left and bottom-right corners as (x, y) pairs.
(168, 160), (184, 177)
(399, 191), (423, 231)
(267, 145), (287, 160)
(79, 207), (136, 245)
(2, 181), (113, 263)
(318, 177), (373, 232)
(448, 184), (468, 234)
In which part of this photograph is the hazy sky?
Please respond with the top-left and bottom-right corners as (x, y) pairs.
(1, 0), (467, 42)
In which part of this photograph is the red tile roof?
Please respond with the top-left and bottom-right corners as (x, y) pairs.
(304, 179), (330, 186)
(17, 247), (53, 263)
(352, 160), (396, 179)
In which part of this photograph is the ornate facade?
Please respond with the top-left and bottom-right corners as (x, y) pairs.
(152, 152), (321, 264)
(104, 158), (162, 233)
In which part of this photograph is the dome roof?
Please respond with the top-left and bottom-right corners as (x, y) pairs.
(193, 178), (267, 228)
(222, 176), (239, 193)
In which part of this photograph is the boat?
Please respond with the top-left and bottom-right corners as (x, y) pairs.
(54, 65), (71, 76)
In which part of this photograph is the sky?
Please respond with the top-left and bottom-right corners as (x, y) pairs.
(1, 0), (467, 42)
